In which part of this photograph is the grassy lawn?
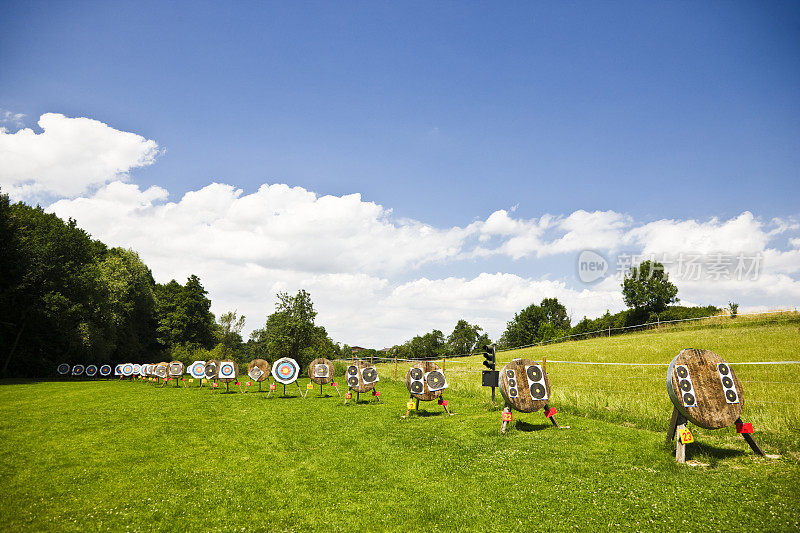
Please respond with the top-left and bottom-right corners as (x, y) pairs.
(1, 314), (799, 531)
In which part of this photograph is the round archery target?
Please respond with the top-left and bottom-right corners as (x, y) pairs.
(346, 365), (360, 388)
(57, 363), (70, 375)
(205, 360), (219, 379)
(362, 367), (379, 384)
(247, 359), (270, 382)
(425, 370), (447, 392)
(99, 365), (111, 377)
(307, 358), (335, 385)
(133, 364), (141, 375)
(154, 363), (168, 378)
(347, 360), (378, 393)
(189, 361), (206, 379)
(499, 358), (551, 413)
(666, 349), (744, 430)
(271, 357), (300, 384)
(85, 365), (98, 377)
(114, 364), (123, 376)
(218, 361), (237, 383)
(122, 363), (134, 376)
(168, 361), (184, 376)
(72, 364), (85, 376)
(405, 361), (445, 401)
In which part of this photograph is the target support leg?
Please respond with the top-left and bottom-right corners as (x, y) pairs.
(297, 382), (305, 398)
(666, 407), (682, 444)
(333, 384), (341, 396)
(543, 403), (559, 428)
(441, 398), (452, 415)
(675, 422), (688, 463)
(356, 392), (360, 403)
(735, 417), (765, 456)
(501, 406), (511, 434)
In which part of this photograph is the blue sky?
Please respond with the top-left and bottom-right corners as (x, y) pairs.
(1, 2), (799, 345)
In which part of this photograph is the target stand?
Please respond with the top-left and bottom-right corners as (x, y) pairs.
(343, 360), (380, 404)
(666, 349), (766, 463)
(307, 358), (340, 397)
(402, 361), (453, 418)
(497, 358), (565, 434)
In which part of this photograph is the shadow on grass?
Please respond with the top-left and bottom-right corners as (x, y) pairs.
(407, 409), (448, 418)
(514, 421), (553, 432)
(689, 442), (749, 461)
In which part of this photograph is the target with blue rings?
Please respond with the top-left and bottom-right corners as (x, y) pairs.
(189, 361), (206, 379)
(57, 363), (70, 375)
(99, 365), (112, 377)
(122, 363), (134, 376)
(71, 364), (85, 376)
(85, 365), (98, 377)
(133, 364), (142, 375)
(271, 357), (300, 384)
(218, 361), (237, 381)
(114, 364), (123, 376)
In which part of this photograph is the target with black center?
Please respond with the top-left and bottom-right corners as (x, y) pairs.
(272, 357), (300, 384)
(499, 358), (551, 413)
(218, 361), (238, 383)
(249, 366), (264, 381)
(189, 361), (206, 379)
(667, 349), (744, 430)
(57, 363), (70, 375)
(85, 365), (98, 377)
(205, 360), (219, 379)
(405, 361), (446, 401)
(347, 360), (379, 393)
(307, 358), (335, 385)
(425, 370), (447, 392)
(99, 365), (111, 377)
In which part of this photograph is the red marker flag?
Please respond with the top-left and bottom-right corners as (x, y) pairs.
(736, 422), (754, 434)
(545, 408), (557, 418)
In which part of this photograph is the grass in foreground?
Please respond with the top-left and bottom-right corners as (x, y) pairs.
(1, 375), (799, 532)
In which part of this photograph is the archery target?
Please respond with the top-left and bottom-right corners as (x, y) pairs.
(139, 365), (147, 377)
(114, 364), (123, 376)
(99, 365), (111, 377)
(271, 358), (300, 384)
(718, 363), (739, 404)
(219, 361), (236, 380)
(57, 363), (70, 375)
(85, 365), (98, 377)
(425, 370), (447, 392)
(409, 370), (424, 394)
(362, 366), (379, 384)
(122, 363), (134, 376)
(525, 364), (548, 401)
(346, 364), (360, 388)
(71, 364), (85, 376)
(147, 364), (156, 376)
(154, 365), (167, 378)
(133, 364), (142, 375)
(248, 366), (264, 381)
(675, 365), (697, 407)
(314, 364), (329, 378)
(189, 361), (206, 379)
(506, 368), (518, 398)
(169, 361), (184, 376)
(205, 360), (219, 379)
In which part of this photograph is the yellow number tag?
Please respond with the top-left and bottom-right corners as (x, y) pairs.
(202, 378), (207, 383)
(407, 400), (415, 410)
(679, 429), (694, 444)
(307, 383), (313, 390)
(189, 378), (194, 383)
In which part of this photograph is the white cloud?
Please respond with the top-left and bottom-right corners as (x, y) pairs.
(0, 113), (160, 200)
(1, 109), (26, 128)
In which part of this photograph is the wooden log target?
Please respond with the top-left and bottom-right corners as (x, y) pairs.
(168, 360), (185, 377)
(667, 349), (744, 430)
(308, 358), (335, 385)
(247, 359), (271, 382)
(499, 358), (551, 413)
(154, 362), (169, 379)
(345, 360), (379, 393)
(405, 361), (447, 402)
(205, 359), (220, 380)
(217, 360), (239, 383)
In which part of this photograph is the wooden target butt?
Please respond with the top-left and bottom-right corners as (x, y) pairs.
(499, 358), (551, 413)
(308, 358), (335, 385)
(405, 361), (445, 402)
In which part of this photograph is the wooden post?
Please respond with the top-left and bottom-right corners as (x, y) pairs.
(442, 356), (446, 372)
(675, 422), (687, 463)
(394, 354), (397, 380)
(735, 418), (765, 456)
(666, 407), (681, 444)
(608, 325), (611, 338)
(500, 406), (511, 434)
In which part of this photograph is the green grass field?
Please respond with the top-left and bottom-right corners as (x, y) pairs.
(1, 313), (799, 531)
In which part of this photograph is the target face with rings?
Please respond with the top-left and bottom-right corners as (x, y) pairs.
(57, 363), (70, 375)
(205, 361), (219, 379)
(85, 365), (98, 377)
(405, 361), (445, 401)
(219, 361), (236, 379)
(717, 362), (739, 404)
(249, 366), (264, 381)
(362, 367), (379, 384)
(133, 364), (141, 374)
(524, 364), (548, 401)
(500, 359), (550, 412)
(425, 370), (447, 392)
(346, 365), (360, 388)
(122, 364), (134, 376)
(314, 364), (329, 378)
(271, 358), (300, 384)
(114, 364), (123, 376)
(189, 361), (206, 379)
(169, 361), (184, 376)
(99, 365), (112, 377)
(410, 368), (423, 381)
(72, 365), (85, 376)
